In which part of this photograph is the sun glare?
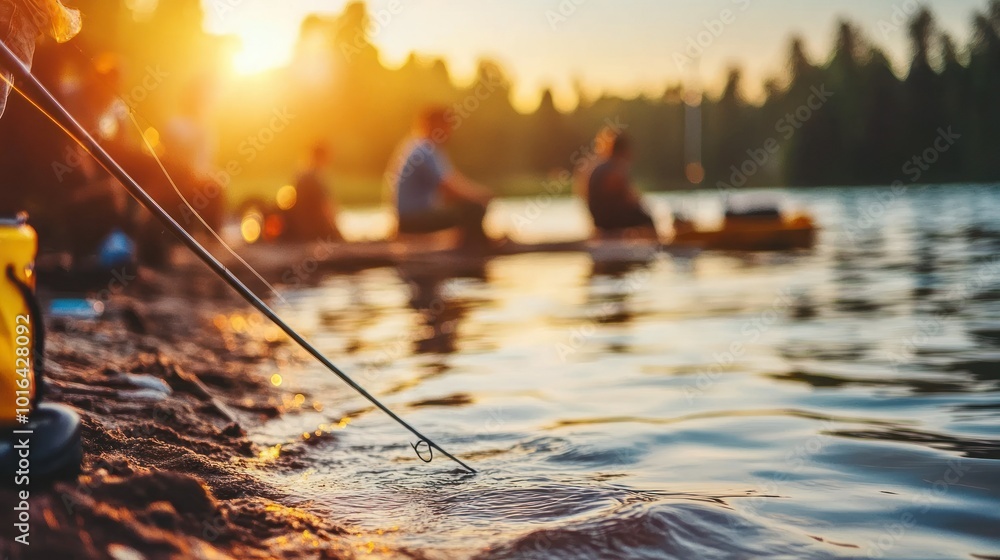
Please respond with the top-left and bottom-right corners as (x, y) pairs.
(231, 24), (295, 75)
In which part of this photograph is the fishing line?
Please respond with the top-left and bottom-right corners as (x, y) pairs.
(124, 110), (288, 305)
(59, 43), (288, 305)
(0, 39), (476, 474)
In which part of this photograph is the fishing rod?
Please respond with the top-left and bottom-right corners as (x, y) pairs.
(0, 39), (476, 474)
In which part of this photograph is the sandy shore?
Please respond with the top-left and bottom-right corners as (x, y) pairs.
(0, 262), (356, 559)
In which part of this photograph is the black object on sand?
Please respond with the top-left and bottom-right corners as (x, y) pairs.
(0, 38), (476, 474)
(0, 403), (82, 483)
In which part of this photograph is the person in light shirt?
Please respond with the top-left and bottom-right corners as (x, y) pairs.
(387, 107), (498, 250)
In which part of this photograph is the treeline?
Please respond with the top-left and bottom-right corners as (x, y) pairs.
(2, 0), (999, 217)
(718, 3), (1000, 188)
(255, 0), (1000, 190)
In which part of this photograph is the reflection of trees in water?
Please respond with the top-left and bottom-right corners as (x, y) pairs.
(583, 260), (649, 336)
(775, 192), (1000, 447)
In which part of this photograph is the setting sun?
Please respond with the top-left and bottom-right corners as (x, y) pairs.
(230, 22), (296, 75)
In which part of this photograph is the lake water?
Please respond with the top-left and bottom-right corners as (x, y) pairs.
(246, 185), (1000, 559)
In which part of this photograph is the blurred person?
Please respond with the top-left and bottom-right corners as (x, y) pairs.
(0, 3), (162, 268)
(0, 0), (127, 262)
(283, 141), (342, 242)
(56, 53), (133, 150)
(165, 77), (217, 179)
(585, 132), (657, 236)
(88, 53), (129, 143)
(388, 107), (497, 250)
(61, 56), (185, 266)
(65, 144), (131, 262)
(58, 59), (163, 265)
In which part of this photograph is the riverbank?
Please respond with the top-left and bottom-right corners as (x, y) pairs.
(0, 263), (355, 560)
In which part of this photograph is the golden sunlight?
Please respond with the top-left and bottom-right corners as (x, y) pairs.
(230, 22), (296, 75)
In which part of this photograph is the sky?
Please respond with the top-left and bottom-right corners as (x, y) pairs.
(202, 0), (989, 111)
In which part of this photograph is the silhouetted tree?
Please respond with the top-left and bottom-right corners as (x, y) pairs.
(967, 10), (1000, 179)
(4, 0), (1000, 224)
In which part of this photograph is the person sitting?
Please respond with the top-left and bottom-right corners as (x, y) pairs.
(387, 107), (496, 249)
(585, 132), (657, 236)
(283, 142), (343, 243)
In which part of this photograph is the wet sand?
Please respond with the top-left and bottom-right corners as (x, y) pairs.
(0, 263), (355, 560)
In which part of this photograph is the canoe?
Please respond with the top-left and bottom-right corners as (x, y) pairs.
(41, 221), (813, 293)
(193, 221), (814, 284)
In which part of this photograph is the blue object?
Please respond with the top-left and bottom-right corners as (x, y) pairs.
(98, 228), (136, 269)
(48, 298), (104, 320)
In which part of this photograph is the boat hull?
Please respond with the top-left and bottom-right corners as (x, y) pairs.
(671, 222), (816, 251)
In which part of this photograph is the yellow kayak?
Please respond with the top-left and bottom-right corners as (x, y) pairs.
(671, 213), (817, 251)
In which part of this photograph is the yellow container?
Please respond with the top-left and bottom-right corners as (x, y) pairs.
(0, 214), (38, 426)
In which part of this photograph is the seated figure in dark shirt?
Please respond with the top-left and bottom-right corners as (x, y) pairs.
(585, 133), (657, 235)
(284, 142), (342, 242)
